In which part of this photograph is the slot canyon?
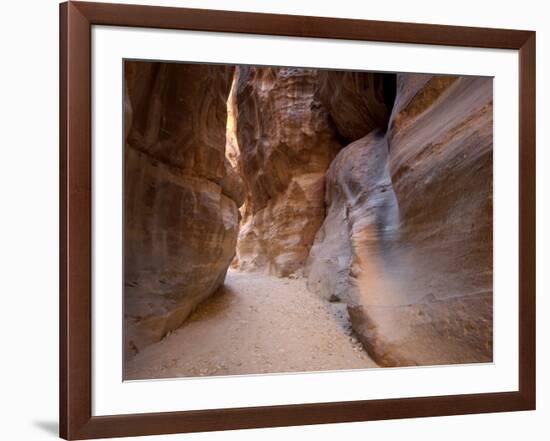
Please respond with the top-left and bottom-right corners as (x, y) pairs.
(124, 61), (493, 379)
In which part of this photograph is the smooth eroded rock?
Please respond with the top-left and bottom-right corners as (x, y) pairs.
(306, 130), (398, 306)
(124, 61), (243, 355)
(316, 70), (395, 142)
(307, 74), (493, 366)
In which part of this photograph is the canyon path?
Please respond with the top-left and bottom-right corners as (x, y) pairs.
(126, 269), (377, 380)
(124, 63), (493, 372)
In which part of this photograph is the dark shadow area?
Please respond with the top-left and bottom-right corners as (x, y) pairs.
(383, 73), (397, 119)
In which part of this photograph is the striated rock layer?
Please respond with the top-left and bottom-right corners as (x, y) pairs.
(307, 73), (493, 366)
(124, 61), (243, 356)
(233, 67), (341, 277)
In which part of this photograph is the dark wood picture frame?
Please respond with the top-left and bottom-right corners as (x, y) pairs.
(60, 1), (536, 439)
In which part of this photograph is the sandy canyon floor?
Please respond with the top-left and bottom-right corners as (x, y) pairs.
(126, 269), (378, 380)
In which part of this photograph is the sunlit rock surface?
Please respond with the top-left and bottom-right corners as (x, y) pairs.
(307, 73), (493, 366)
(124, 61), (243, 355)
(233, 67), (341, 277)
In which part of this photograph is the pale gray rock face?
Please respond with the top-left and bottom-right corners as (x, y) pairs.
(232, 67), (342, 277)
(307, 73), (493, 366)
(305, 130), (398, 307)
(124, 61), (243, 355)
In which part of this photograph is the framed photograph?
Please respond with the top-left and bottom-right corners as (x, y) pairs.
(60, 1), (536, 439)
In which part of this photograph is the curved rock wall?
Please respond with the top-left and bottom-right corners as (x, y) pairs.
(306, 73), (493, 366)
(233, 67), (341, 277)
(306, 130), (398, 306)
(124, 62), (493, 368)
(124, 61), (243, 355)
(316, 71), (395, 143)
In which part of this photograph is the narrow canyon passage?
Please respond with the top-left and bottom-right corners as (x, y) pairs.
(124, 62), (493, 377)
(126, 269), (377, 380)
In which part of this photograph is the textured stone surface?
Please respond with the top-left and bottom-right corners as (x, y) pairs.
(316, 70), (395, 142)
(307, 74), (493, 366)
(348, 293), (492, 367)
(124, 61), (243, 355)
(233, 67), (341, 277)
(124, 62), (493, 369)
(306, 130), (398, 306)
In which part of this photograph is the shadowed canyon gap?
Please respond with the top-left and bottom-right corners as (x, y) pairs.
(124, 61), (493, 377)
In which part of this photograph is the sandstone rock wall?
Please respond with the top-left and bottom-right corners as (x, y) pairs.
(124, 61), (243, 355)
(233, 67), (341, 277)
(306, 130), (398, 306)
(124, 62), (494, 368)
(316, 70), (395, 143)
(306, 73), (493, 366)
